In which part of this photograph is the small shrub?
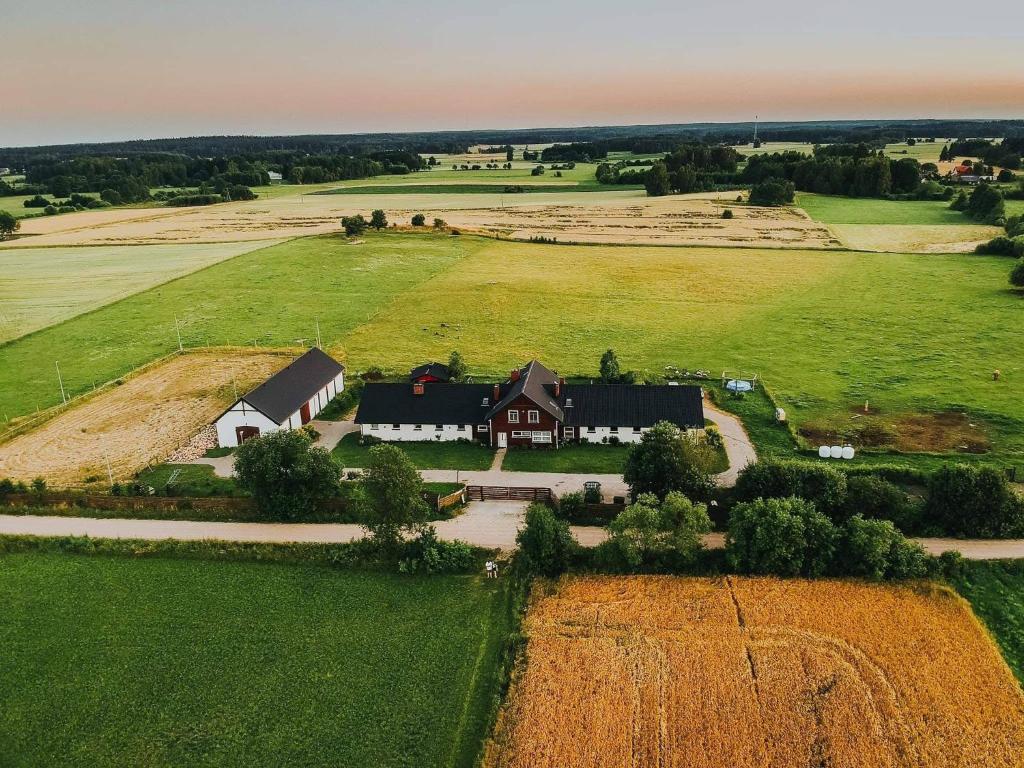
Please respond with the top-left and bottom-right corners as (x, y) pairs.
(411, 213), (426, 226)
(516, 503), (576, 576)
(722, 209), (734, 219)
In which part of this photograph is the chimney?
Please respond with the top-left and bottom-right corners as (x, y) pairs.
(413, 382), (425, 396)
(510, 368), (521, 382)
(493, 383), (500, 401)
(554, 377), (564, 397)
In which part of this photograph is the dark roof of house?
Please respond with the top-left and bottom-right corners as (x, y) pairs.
(355, 383), (495, 425)
(241, 348), (344, 424)
(485, 360), (564, 422)
(409, 362), (452, 382)
(562, 384), (704, 429)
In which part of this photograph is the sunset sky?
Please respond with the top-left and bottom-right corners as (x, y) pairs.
(4, 0), (1023, 146)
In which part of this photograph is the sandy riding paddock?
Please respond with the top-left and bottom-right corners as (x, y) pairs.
(0, 350), (288, 486)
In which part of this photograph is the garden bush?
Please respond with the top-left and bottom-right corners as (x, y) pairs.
(516, 503), (576, 576)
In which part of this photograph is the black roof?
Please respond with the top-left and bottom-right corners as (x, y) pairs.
(242, 348), (344, 424)
(562, 384), (704, 429)
(409, 362), (452, 382)
(356, 383), (495, 425)
(485, 360), (563, 422)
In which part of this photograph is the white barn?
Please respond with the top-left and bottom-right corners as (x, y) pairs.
(214, 347), (345, 448)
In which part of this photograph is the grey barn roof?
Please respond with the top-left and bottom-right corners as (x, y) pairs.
(356, 383), (495, 425)
(562, 384), (704, 429)
(242, 348), (344, 424)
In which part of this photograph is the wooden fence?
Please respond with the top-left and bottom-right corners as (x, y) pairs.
(465, 485), (553, 502)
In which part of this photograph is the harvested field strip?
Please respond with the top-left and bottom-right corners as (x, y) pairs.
(0, 350), (288, 485)
(486, 576), (1024, 768)
(315, 184), (608, 195)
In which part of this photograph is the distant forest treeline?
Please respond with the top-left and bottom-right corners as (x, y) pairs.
(3, 119), (1024, 166)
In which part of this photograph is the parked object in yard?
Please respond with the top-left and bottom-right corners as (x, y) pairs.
(775, 407), (787, 423)
(726, 379), (753, 393)
(214, 348), (345, 448)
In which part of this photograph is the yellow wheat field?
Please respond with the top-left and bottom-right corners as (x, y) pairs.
(485, 576), (1024, 768)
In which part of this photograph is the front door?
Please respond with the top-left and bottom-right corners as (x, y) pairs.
(300, 401), (311, 424)
(235, 426), (260, 444)
(497, 432), (507, 448)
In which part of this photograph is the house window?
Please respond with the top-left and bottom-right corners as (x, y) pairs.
(610, 426), (618, 433)
(482, 397), (489, 406)
(461, 424), (469, 430)
(392, 424), (400, 430)
(587, 426), (595, 433)
(477, 424), (488, 432)
(563, 427), (574, 438)
(414, 424), (423, 431)
(511, 430), (531, 438)
(435, 424), (443, 430)
(508, 410), (519, 423)
(528, 410), (539, 424)
(371, 424), (379, 430)
(532, 431), (552, 443)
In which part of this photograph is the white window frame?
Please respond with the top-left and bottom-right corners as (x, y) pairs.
(477, 424), (488, 432)
(609, 426), (618, 433)
(507, 410), (520, 424)
(511, 430), (531, 438)
(371, 424), (379, 430)
(414, 424), (423, 431)
(527, 410), (540, 424)
(563, 427), (574, 438)
(532, 431), (552, 443)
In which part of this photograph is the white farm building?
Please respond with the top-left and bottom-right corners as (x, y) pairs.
(214, 348), (345, 447)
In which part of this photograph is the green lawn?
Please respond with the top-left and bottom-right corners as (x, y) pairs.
(133, 463), (241, 496)
(502, 443), (630, 474)
(795, 192), (971, 226)
(0, 196), (42, 220)
(333, 433), (495, 470)
(0, 553), (513, 767)
(952, 560), (1024, 685)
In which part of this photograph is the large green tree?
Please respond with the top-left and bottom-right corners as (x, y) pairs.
(599, 349), (620, 383)
(370, 209), (388, 230)
(0, 211), (19, 240)
(447, 350), (468, 382)
(516, 503), (576, 576)
(233, 429), (340, 520)
(644, 163), (671, 197)
(623, 421), (716, 501)
(726, 496), (838, 577)
(359, 444), (428, 547)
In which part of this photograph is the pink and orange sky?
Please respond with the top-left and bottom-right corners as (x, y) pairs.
(4, 0), (1023, 146)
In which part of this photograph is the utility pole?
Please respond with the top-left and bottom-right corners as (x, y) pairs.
(55, 361), (67, 404)
(174, 316), (183, 352)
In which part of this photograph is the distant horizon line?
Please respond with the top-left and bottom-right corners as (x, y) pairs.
(4, 116), (1023, 151)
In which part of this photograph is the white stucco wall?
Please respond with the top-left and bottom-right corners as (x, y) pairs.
(215, 403), (282, 447)
(216, 371), (345, 446)
(567, 425), (702, 444)
(360, 423), (475, 442)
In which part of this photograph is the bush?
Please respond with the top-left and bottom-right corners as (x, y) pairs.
(23, 195), (50, 208)
(557, 490), (586, 521)
(411, 213), (425, 226)
(1011, 259), (1024, 288)
(604, 491), (712, 572)
(341, 214), (367, 236)
(233, 430), (340, 520)
(975, 235), (1024, 257)
(359, 444), (429, 547)
(840, 475), (921, 532)
(432, 218), (447, 230)
(516, 503), (576, 576)
(704, 425), (723, 450)
(398, 526), (476, 574)
(748, 178), (795, 206)
(925, 464), (1024, 538)
(623, 421), (716, 502)
(370, 209), (387, 230)
(726, 496), (838, 577)
(722, 209), (733, 219)
(838, 515), (928, 580)
(734, 460), (847, 518)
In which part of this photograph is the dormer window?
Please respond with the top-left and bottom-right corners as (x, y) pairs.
(482, 397), (489, 405)
(565, 398), (573, 407)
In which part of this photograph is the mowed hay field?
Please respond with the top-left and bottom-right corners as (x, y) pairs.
(0, 350), (287, 484)
(0, 554), (513, 767)
(486, 576), (1024, 768)
(4, 188), (839, 250)
(2, 233), (1023, 462)
(0, 241), (279, 342)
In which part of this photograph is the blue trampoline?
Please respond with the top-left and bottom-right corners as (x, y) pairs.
(725, 379), (754, 393)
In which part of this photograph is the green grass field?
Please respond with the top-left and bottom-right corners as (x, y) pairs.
(0, 553), (512, 767)
(332, 433), (494, 470)
(0, 196), (41, 220)
(952, 560), (1024, 684)
(3, 232), (1023, 469)
(501, 443), (630, 474)
(796, 192), (971, 226)
(0, 241), (276, 343)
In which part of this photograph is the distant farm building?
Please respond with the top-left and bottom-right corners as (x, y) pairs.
(267, 171), (284, 183)
(410, 362), (452, 383)
(356, 359), (704, 448)
(214, 348), (345, 447)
